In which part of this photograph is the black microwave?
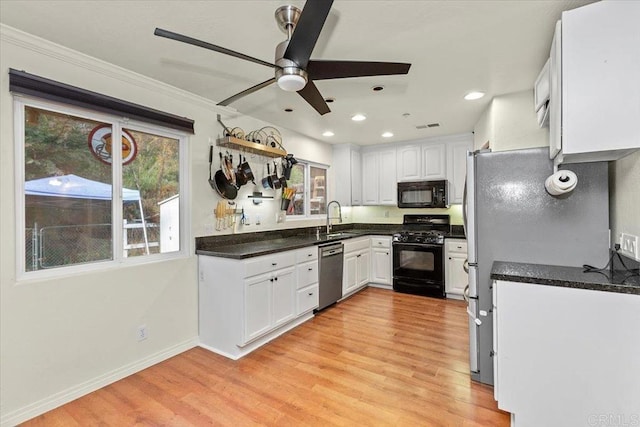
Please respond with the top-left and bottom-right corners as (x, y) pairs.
(397, 180), (449, 208)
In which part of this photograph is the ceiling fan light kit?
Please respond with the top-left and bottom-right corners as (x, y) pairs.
(154, 0), (411, 115)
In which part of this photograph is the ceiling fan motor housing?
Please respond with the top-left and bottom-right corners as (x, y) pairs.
(275, 40), (308, 91)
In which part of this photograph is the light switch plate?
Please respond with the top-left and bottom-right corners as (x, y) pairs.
(620, 233), (639, 261)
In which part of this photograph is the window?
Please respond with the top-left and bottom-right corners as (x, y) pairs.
(18, 99), (187, 274)
(286, 161), (327, 217)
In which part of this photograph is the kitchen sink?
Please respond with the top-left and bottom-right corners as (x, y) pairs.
(325, 232), (358, 239)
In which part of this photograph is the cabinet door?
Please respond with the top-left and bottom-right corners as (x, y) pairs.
(361, 151), (379, 204)
(549, 20), (562, 159)
(446, 139), (472, 204)
(272, 267), (296, 327)
(371, 247), (391, 285)
(244, 274), (272, 343)
(351, 149), (362, 205)
(397, 145), (422, 181)
(356, 250), (371, 288)
(446, 253), (468, 295)
(422, 143), (446, 179)
(343, 253), (358, 296)
(378, 149), (397, 205)
(561, 2), (640, 159)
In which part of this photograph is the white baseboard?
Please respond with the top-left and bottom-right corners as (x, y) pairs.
(1, 337), (198, 427)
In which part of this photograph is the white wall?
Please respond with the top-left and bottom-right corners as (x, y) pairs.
(0, 24), (332, 426)
(610, 150), (640, 257)
(474, 89), (549, 151)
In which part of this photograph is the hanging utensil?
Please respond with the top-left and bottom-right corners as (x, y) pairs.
(271, 160), (282, 190)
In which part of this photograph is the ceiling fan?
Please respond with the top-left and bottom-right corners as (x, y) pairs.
(154, 0), (411, 115)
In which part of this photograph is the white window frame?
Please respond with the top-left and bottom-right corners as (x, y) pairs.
(14, 96), (191, 281)
(287, 160), (329, 220)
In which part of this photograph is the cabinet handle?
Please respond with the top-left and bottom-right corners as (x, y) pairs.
(272, 263), (277, 266)
(357, 254), (361, 258)
(274, 277), (278, 281)
(308, 268), (313, 271)
(308, 292), (314, 296)
(386, 252), (389, 255)
(270, 278), (274, 282)
(449, 257), (452, 260)
(308, 253), (312, 257)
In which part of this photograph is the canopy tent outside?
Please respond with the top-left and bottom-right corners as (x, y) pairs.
(25, 174), (150, 254)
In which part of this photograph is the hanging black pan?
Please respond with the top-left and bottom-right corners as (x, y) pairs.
(212, 151), (238, 200)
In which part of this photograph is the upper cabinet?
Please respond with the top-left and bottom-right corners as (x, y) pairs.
(333, 133), (471, 207)
(397, 142), (445, 181)
(362, 148), (397, 205)
(550, 1), (640, 164)
(446, 135), (473, 204)
(332, 145), (362, 206)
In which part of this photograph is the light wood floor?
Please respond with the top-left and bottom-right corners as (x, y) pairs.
(23, 288), (509, 426)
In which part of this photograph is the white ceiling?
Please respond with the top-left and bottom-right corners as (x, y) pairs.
(0, 0), (595, 145)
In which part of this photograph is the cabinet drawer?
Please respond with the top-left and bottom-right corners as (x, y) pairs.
(344, 237), (370, 253)
(245, 252), (296, 278)
(297, 260), (318, 289)
(296, 246), (318, 263)
(446, 240), (467, 254)
(371, 237), (391, 249)
(296, 284), (319, 315)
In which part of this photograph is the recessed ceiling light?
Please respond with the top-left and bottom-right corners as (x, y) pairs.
(351, 114), (367, 122)
(464, 91), (485, 100)
(284, 108), (293, 112)
(322, 131), (335, 137)
(382, 132), (394, 138)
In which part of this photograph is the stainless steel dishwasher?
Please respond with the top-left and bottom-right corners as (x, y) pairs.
(316, 242), (344, 312)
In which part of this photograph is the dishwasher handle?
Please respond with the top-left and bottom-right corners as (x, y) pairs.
(320, 244), (343, 257)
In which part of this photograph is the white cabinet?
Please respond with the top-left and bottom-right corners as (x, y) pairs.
(332, 144), (362, 206)
(370, 236), (392, 287)
(396, 145), (422, 181)
(445, 239), (467, 298)
(446, 136), (473, 204)
(494, 280), (640, 426)
(244, 266), (295, 342)
(550, 1), (640, 164)
(422, 143), (446, 179)
(362, 148), (397, 205)
(343, 238), (371, 297)
(397, 142), (446, 181)
(295, 246), (319, 315)
(198, 246), (317, 360)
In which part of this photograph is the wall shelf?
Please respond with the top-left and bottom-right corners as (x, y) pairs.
(217, 136), (286, 158)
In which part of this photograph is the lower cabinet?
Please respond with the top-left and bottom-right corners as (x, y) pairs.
(343, 238), (371, 297)
(370, 236), (392, 286)
(198, 246), (317, 360)
(244, 265), (296, 344)
(445, 239), (467, 298)
(494, 280), (640, 426)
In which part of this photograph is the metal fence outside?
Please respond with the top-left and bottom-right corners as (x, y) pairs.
(26, 223), (159, 271)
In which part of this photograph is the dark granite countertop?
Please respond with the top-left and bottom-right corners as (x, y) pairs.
(196, 223), (465, 259)
(491, 261), (640, 295)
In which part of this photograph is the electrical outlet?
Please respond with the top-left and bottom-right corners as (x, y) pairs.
(620, 233), (639, 260)
(137, 325), (148, 341)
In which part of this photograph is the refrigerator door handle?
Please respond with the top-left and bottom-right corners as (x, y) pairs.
(463, 284), (469, 302)
(463, 258), (469, 274)
(468, 298), (480, 373)
(466, 305), (482, 325)
(462, 177), (468, 237)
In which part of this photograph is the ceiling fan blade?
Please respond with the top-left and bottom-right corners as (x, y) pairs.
(217, 78), (276, 107)
(297, 81), (331, 115)
(154, 28), (276, 69)
(307, 60), (411, 80)
(284, 0), (333, 69)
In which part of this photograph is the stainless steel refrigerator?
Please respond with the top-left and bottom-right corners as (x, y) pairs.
(463, 147), (609, 385)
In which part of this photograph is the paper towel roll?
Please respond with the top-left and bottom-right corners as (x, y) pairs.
(545, 170), (578, 196)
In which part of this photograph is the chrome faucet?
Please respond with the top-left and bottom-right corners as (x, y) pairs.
(326, 200), (342, 234)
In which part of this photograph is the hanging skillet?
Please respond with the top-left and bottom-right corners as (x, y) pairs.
(213, 151), (238, 200)
(154, 0), (411, 115)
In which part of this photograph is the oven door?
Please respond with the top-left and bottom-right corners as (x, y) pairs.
(392, 242), (444, 284)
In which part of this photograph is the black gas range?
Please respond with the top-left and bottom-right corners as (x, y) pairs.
(392, 214), (450, 298)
